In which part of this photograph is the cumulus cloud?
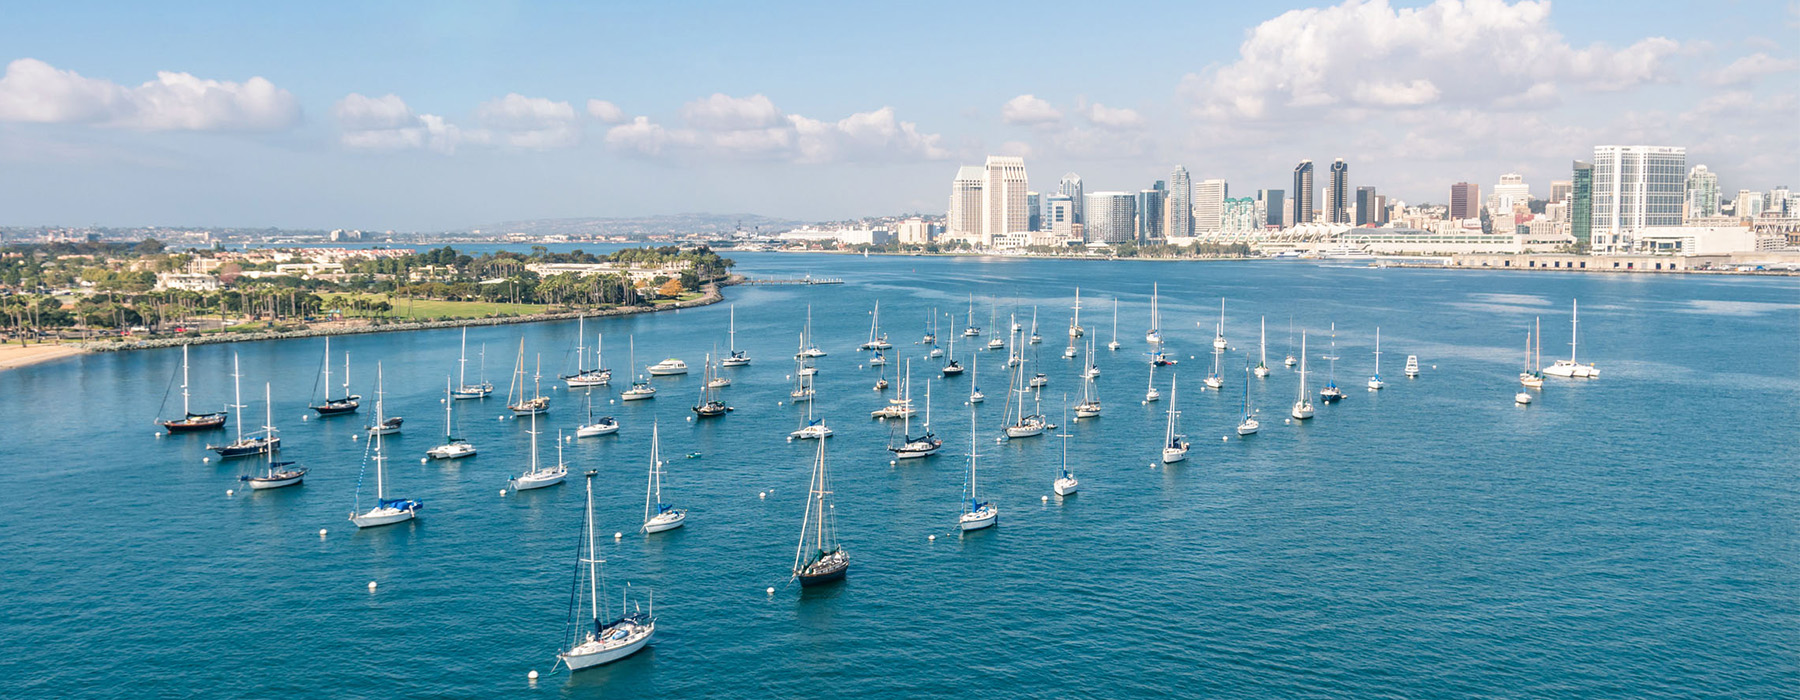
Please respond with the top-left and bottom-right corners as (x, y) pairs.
(1181, 0), (1679, 119)
(1713, 52), (1800, 85)
(1084, 102), (1144, 129)
(1001, 94), (1062, 125)
(474, 93), (578, 149)
(334, 93), (468, 154)
(604, 95), (948, 163)
(585, 99), (626, 123)
(0, 58), (299, 131)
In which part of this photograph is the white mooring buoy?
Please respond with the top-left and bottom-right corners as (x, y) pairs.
(928, 534), (936, 541)
(528, 670), (539, 681)
(614, 532), (622, 539)
(766, 587), (775, 595)
(318, 529), (328, 538)
(202, 457), (211, 463)
(759, 491), (766, 499)
(226, 489), (234, 496)
(368, 581), (378, 591)
(499, 489), (507, 496)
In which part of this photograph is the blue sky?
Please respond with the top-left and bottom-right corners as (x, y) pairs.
(0, 0), (1794, 230)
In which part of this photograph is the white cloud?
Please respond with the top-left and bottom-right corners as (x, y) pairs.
(1182, 0), (1680, 119)
(586, 99), (626, 123)
(1713, 52), (1800, 85)
(680, 93), (782, 130)
(0, 58), (299, 131)
(474, 93), (578, 149)
(1001, 94), (1062, 125)
(1084, 102), (1144, 129)
(334, 93), (467, 154)
(606, 96), (947, 164)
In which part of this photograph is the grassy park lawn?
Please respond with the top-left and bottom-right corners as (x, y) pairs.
(322, 294), (549, 319)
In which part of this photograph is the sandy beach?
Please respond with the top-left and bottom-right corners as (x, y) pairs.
(0, 343), (88, 372)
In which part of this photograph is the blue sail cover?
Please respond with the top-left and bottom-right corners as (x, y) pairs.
(656, 503), (673, 514)
(378, 498), (423, 510)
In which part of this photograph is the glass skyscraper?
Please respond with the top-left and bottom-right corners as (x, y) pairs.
(1571, 160), (1593, 249)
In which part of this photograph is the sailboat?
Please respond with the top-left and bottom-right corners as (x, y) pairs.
(620, 336), (657, 401)
(869, 350), (886, 367)
(1211, 299), (1228, 351)
(871, 359), (916, 419)
(1368, 327), (1386, 390)
(1254, 317), (1270, 378)
(1002, 355), (1048, 439)
(790, 350), (816, 403)
(789, 386), (833, 439)
(576, 392), (620, 437)
(890, 375), (941, 458)
(561, 316), (610, 387)
(963, 294), (981, 337)
(240, 383), (306, 489)
(1068, 287), (1084, 339)
(1144, 362), (1161, 402)
(309, 336), (361, 415)
(1544, 299), (1600, 378)
(986, 303), (1005, 350)
(794, 304), (826, 359)
(210, 353), (280, 458)
(1292, 333), (1315, 419)
(705, 344), (732, 388)
(957, 409), (998, 531)
(1075, 338), (1102, 418)
(722, 304), (751, 366)
(860, 300), (891, 350)
(1107, 298), (1122, 351)
(1237, 363), (1260, 436)
(1145, 282), (1162, 344)
(641, 423), (686, 533)
(1205, 331), (1225, 390)
(1520, 317), (1545, 388)
(692, 354), (732, 418)
(942, 330), (964, 376)
(1029, 306), (1042, 344)
(349, 365), (421, 528)
(968, 351), (985, 403)
(510, 411), (568, 491)
(365, 365), (403, 435)
(506, 340), (550, 415)
(556, 470), (655, 671)
(872, 362), (889, 392)
(1284, 316), (1298, 367)
(451, 329), (492, 399)
(1053, 402), (1079, 496)
(1161, 374), (1189, 463)
(1318, 323), (1345, 403)
(427, 377), (477, 459)
(921, 309), (937, 345)
(792, 436), (848, 585)
(158, 343), (226, 432)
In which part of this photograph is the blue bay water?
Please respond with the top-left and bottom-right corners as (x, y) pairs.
(2, 253), (1797, 698)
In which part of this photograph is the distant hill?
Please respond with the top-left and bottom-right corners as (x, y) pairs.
(476, 213), (805, 237)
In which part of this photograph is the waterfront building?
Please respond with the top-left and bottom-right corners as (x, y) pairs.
(1592, 145), (1686, 254)
(1194, 179), (1227, 232)
(1083, 192), (1137, 244)
(1026, 192), (1042, 232)
(1550, 180), (1573, 206)
(948, 165), (984, 242)
(1735, 190), (1764, 218)
(1355, 186), (1378, 226)
(897, 218), (931, 245)
(1684, 166), (1719, 220)
(1168, 166), (1193, 238)
(1046, 194), (1077, 243)
(1450, 182), (1480, 220)
(1292, 161), (1315, 226)
(1059, 173), (1084, 226)
(1571, 161), (1593, 247)
(984, 156), (1030, 246)
(1326, 159), (1349, 224)
(1137, 183), (1166, 243)
(1257, 189), (1285, 228)
(1221, 197), (1261, 233)
(1490, 173), (1530, 217)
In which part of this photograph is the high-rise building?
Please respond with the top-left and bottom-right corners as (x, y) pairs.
(1684, 165), (1719, 219)
(1771, 187), (1793, 217)
(1450, 182), (1480, 220)
(1592, 145), (1685, 253)
(1059, 173), (1084, 226)
(1570, 161), (1592, 247)
(1083, 192), (1137, 244)
(1167, 166), (1193, 238)
(1373, 194), (1388, 225)
(948, 165), (984, 241)
(1354, 186), (1378, 226)
(1256, 189), (1285, 228)
(1221, 197), (1261, 233)
(1326, 159), (1349, 224)
(897, 218), (931, 245)
(1292, 161), (1314, 225)
(1194, 178), (1227, 232)
(1026, 191), (1042, 232)
(983, 156), (1030, 245)
(1046, 194), (1076, 242)
(1491, 173), (1530, 215)
(1735, 189), (1764, 218)
(1137, 183), (1166, 243)
(1549, 180), (1572, 205)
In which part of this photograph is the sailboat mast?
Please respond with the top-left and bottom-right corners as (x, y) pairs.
(374, 364), (386, 499)
(728, 305), (736, 352)
(322, 337), (332, 400)
(264, 383), (275, 474)
(231, 353), (244, 441)
(585, 472), (599, 627)
(459, 328), (469, 388)
(1260, 317), (1267, 367)
(181, 344), (192, 415)
(342, 351), (350, 398)
(1570, 299), (1580, 363)
(575, 316), (586, 373)
(813, 439), (825, 556)
(901, 359), (911, 435)
(444, 377), (453, 438)
(528, 406), (539, 475)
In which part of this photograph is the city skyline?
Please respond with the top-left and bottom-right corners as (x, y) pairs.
(0, 0), (1794, 230)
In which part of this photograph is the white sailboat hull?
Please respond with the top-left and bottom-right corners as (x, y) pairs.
(790, 425), (833, 439)
(1291, 402), (1314, 419)
(968, 392), (985, 403)
(1204, 376), (1223, 389)
(1544, 361), (1598, 378)
(620, 389), (656, 401)
(1144, 390), (1160, 402)
(511, 467), (567, 491)
(1005, 424), (1044, 438)
(643, 511), (686, 533)
(561, 622), (654, 671)
(577, 422), (620, 437)
(959, 509), (997, 531)
(1161, 447), (1188, 464)
(427, 442), (477, 460)
(1074, 403), (1102, 418)
(1053, 478), (1078, 496)
(1254, 366), (1270, 378)
(451, 384), (492, 400)
(246, 472), (305, 490)
(720, 357), (751, 367)
(1516, 392), (1533, 404)
(1237, 420), (1259, 436)
(350, 507), (416, 528)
